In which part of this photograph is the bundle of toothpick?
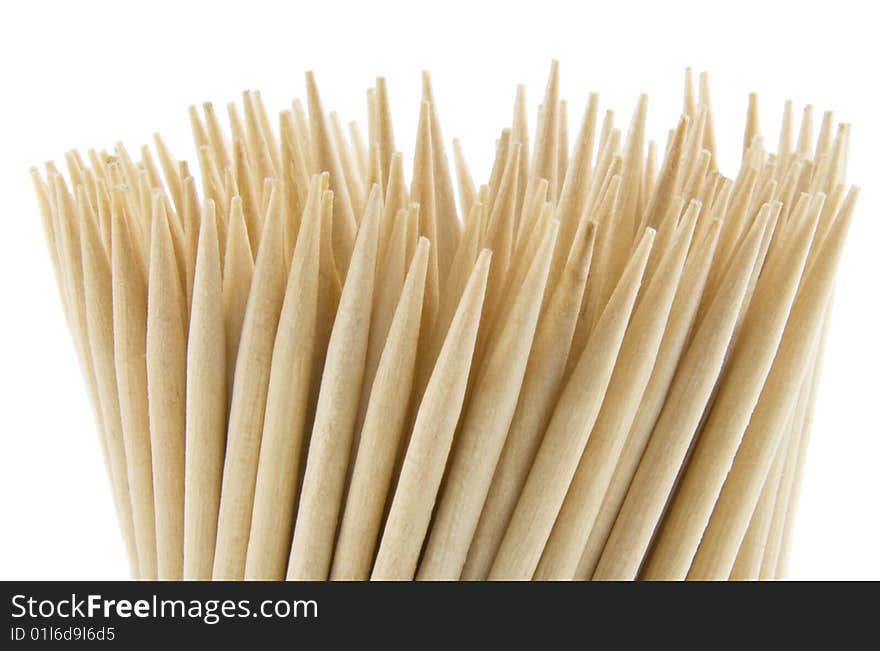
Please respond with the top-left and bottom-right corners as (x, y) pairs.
(33, 62), (857, 581)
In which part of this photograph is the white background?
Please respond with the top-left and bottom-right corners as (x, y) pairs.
(0, 0), (876, 579)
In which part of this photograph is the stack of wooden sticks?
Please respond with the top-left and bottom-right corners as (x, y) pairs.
(32, 62), (857, 580)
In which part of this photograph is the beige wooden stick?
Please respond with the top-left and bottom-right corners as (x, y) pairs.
(730, 354), (827, 581)
(640, 141), (658, 218)
(687, 187), (857, 580)
(639, 115), (688, 238)
(760, 365), (812, 580)
(489, 228), (655, 580)
(593, 210), (768, 581)
(496, 199), (551, 323)
(353, 203), (410, 446)
(374, 77), (396, 189)
(682, 68), (697, 118)
(380, 153), (407, 263)
(640, 195), (685, 290)
(408, 201), (484, 418)
(452, 138), (477, 218)
(287, 186), (381, 580)
(679, 109), (707, 195)
(371, 251), (491, 580)
(703, 168), (759, 302)
(410, 101), (441, 330)
(253, 91), (281, 172)
(78, 193), (140, 578)
(196, 147), (227, 237)
(525, 60), (560, 202)
(729, 423), (790, 580)
(641, 194), (823, 580)
(462, 218), (596, 580)
(511, 84), (530, 217)
(152, 134), (183, 216)
(487, 129), (511, 213)
(230, 139), (261, 253)
(213, 188), (288, 580)
(330, 111), (365, 219)
(576, 217), (723, 580)
(557, 100), (569, 189)
(769, 305), (829, 579)
(742, 93), (760, 160)
(32, 169), (68, 316)
(305, 71), (357, 274)
(94, 178), (115, 260)
(183, 200), (226, 580)
(53, 172), (101, 400)
(331, 238), (430, 580)
(222, 197), (255, 401)
(348, 119), (368, 182)
(289, 99), (311, 170)
(698, 73), (718, 167)
(282, 109), (312, 222)
(111, 191), (157, 580)
(512, 179), (549, 268)
(756, 438), (810, 581)
(422, 72), (462, 280)
(241, 91), (276, 184)
(474, 143), (520, 366)
(244, 179), (322, 580)
(418, 221), (559, 580)
(306, 183), (342, 430)
(610, 94), (647, 260)
(546, 94), (599, 298)
(146, 196), (187, 580)
(180, 176), (201, 309)
(568, 173), (622, 357)
(535, 202), (698, 580)
(52, 179), (107, 452)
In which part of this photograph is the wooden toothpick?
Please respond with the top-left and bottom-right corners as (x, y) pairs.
(245, 177), (323, 580)
(213, 188), (288, 580)
(490, 228), (655, 580)
(183, 200), (226, 580)
(372, 251), (491, 580)
(332, 238), (430, 580)
(287, 185), (381, 580)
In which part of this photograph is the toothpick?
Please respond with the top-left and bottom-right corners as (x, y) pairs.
(146, 196), (187, 580)
(418, 221), (558, 579)
(490, 228), (655, 580)
(79, 191), (140, 578)
(453, 138), (477, 218)
(111, 188), (157, 580)
(463, 218), (596, 580)
(422, 72), (461, 279)
(213, 188), (288, 580)
(305, 71), (357, 273)
(332, 238), (430, 580)
(642, 194), (823, 580)
(526, 61), (560, 202)
(593, 211), (768, 580)
(222, 197), (254, 402)
(771, 308), (829, 579)
(34, 68), (859, 584)
(287, 185), (381, 580)
(183, 201), (226, 580)
(687, 187), (857, 580)
(372, 251), (491, 580)
(245, 178), (322, 580)
(536, 202), (698, 580)
(575, 217), (722, 579)
(729, 398), (796, 581)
